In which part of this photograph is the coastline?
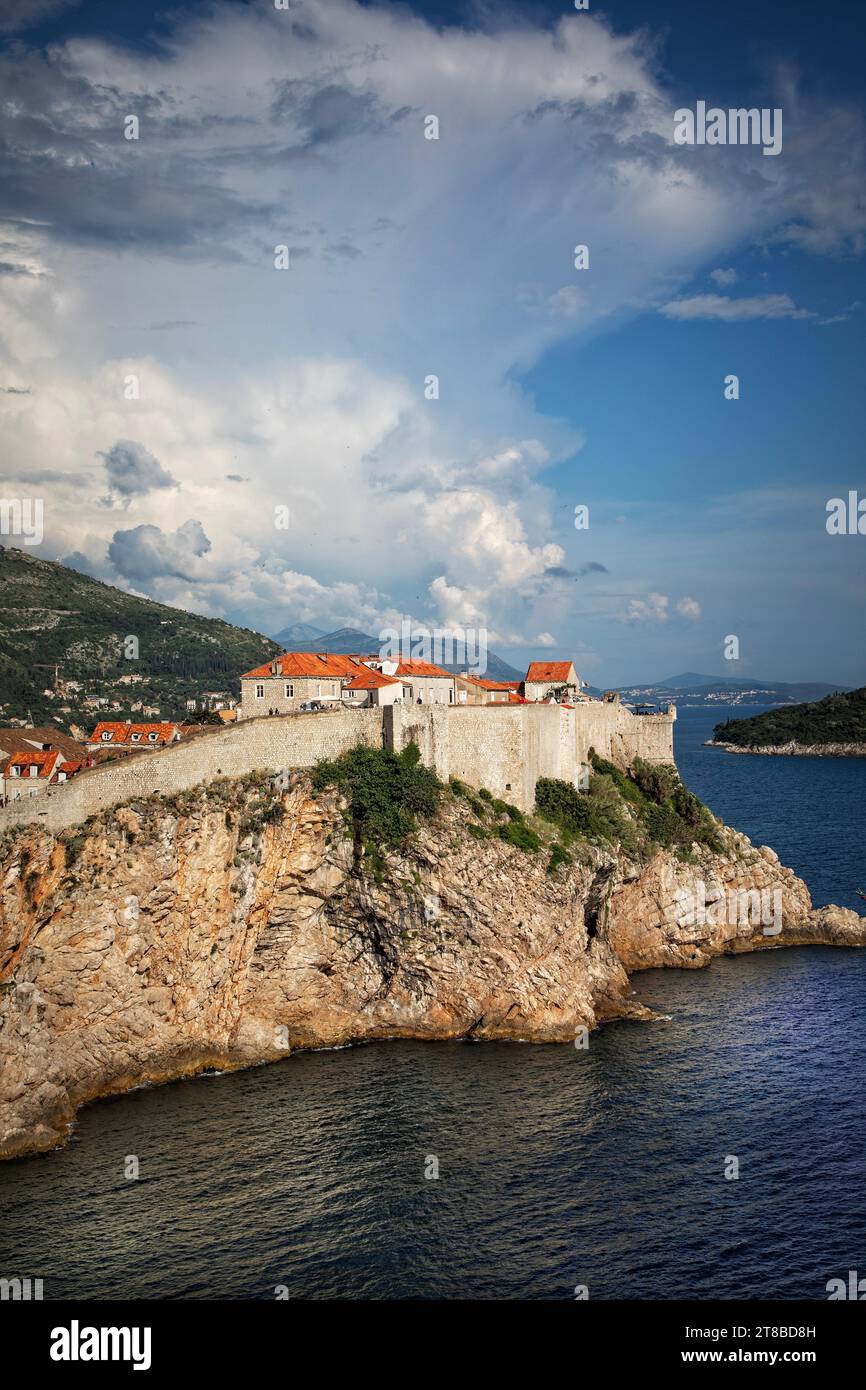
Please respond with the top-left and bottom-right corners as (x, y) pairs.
(2, 773), (865, 1161)
(707, 740), (866, 757)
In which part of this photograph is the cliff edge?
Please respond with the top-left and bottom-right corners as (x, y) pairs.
(1, 762), (863, 1159)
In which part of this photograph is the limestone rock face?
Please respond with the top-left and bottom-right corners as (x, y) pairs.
(1, 779), (863, 1159)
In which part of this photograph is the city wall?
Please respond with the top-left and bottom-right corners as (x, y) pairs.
(0, 701), (675, 832)
(0, 709), (383, 835)
(386, 703), (676, 810)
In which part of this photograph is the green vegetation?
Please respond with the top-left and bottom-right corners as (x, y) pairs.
(496, 818), (541, 852)
(312, 742), (441, 865)
(547, 843), (573, 875)
(535, 750), (723, 858)
(713, 686), (866, 748)
(0, 546), (279, 728)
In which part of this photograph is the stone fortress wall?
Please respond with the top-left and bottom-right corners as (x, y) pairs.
(0, 699), (675, 833)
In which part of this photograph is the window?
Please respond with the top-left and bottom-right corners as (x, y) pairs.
(29, 765), (38, 777)
(10, 765), (21, 777)
(148, 732), (158, 742)
(449, 689), (454, 703)
(101, 731), (112, 741)
(255, 684), (264, 699)
(131, 733), (141, 742)
(285, 684), (293, 698)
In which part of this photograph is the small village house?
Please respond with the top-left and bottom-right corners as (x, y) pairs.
(455, 675), (522, 705)
(86, 721), (184, 752)
(0, 727), (90, 803)
(522, 660), (584, 703)
(368, 657), (455, 705)
(341, 667), (405, 707)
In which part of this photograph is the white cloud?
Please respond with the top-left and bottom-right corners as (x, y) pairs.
(676, 596), (701, 619)
(659, 293), (814, 322)
(0, 0), (861, 666)
(625, 592), (669, 623)
(709, 268), (737, 287)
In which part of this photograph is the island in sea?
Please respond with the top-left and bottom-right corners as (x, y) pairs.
(710, 686), (866, 756)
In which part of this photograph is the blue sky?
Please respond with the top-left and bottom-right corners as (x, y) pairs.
(0, 0), (864, 685)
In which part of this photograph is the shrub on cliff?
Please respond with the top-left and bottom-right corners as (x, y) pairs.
(536, 761), (723, 858)
(630, 757), (678, 805)
(535, 774), (638, 854)
(312, 741), (441, 854)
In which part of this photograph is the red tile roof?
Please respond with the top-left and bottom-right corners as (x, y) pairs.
(390, 659), (453, 679)
(525, 661), (577, 683)
(89, 722), (182, 745)
(345, 668), (403, 691)
(2, 748), (62, 779)
(461, 677), (516, 691)
(240, 652), (364, 680)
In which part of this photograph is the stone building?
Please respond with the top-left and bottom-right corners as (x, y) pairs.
(523, 660), (584, 703)
(367, 657), (456, 705)
(238, 652), (376, 718)
(341, 667), (405, 707)
(454, 675), (521, 705)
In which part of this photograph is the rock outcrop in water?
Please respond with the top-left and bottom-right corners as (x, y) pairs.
(1, 770), (864, 1159)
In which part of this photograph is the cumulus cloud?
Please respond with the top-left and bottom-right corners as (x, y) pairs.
(709, 268), (737, 287)
(98, 439), (177, 505)
(676, 596), (701, 619)
(108, 519), (211, 586)
(625, 592), (669, 623)
(659, 293), (815, 322)
(0, 0), (862, 670)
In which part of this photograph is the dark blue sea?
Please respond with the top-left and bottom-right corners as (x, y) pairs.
(1, 706), (864, 1300)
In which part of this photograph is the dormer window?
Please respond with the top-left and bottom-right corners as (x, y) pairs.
(101, 732), (112, 741)
(131, 733), (141, 742)
(148, 732), (158, 742)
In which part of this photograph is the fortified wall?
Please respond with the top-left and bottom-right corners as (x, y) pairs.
(0, 700), (675, 832)
(386, 702), (676, 810)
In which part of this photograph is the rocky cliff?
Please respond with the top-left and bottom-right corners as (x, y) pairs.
(1, 770), (864, 1159)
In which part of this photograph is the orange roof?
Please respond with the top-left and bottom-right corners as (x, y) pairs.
(345, 668), (403, 691)
(2, 748), (62, 778)
(89, 722), (182, 744)
(391, 659), (453, 679)
(240, 652), (364, 680)
(461, 676), (516, 691)
(525, 661), (576, 683)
